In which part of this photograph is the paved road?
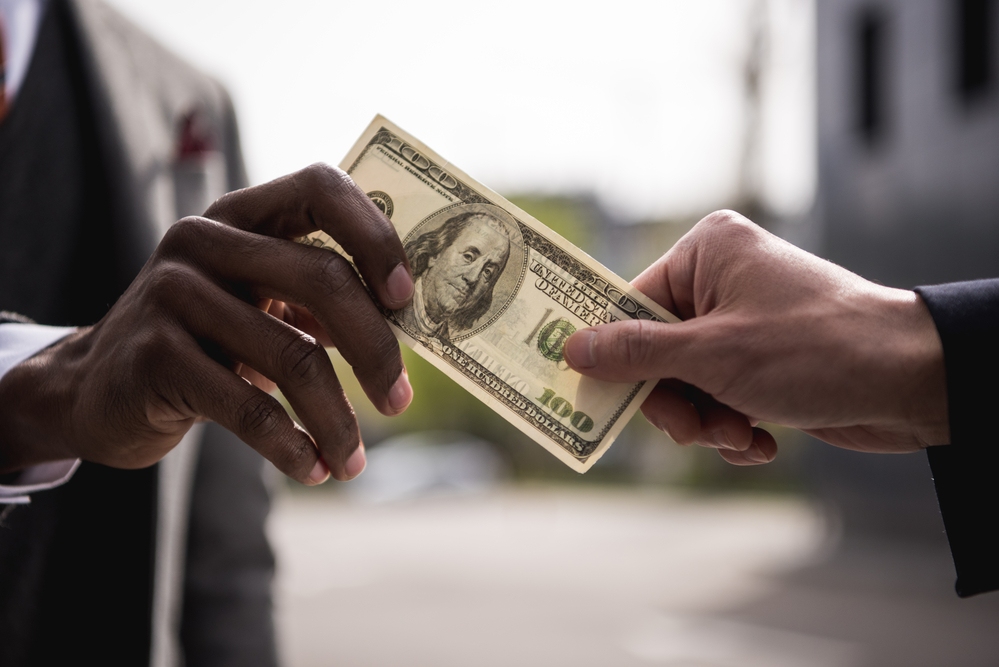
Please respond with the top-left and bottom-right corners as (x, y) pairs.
(270, 486), (999, 667)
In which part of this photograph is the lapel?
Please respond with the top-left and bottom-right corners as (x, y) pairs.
(58, 6), (236, 664)
(63, 0), (233, 278)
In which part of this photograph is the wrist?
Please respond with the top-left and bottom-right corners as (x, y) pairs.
(0, 330), (90, 472)
(887, 289), (949, 447)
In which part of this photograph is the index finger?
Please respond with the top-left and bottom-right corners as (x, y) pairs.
(204, 163), (414, 309)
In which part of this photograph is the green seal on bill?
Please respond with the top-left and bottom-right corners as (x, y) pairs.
(537, 318), (576, 362)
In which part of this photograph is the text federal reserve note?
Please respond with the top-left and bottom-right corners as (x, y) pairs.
(303, 116), (680, 472)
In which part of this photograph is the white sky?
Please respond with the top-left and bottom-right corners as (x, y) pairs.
(104, 0), (815, 222)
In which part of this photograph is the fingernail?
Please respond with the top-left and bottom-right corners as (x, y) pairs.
(344, 444), (367, 479)
(389, 372), (413, 413)
(564, 330), (597, 369)
(746, 446), (773, 464)
(387, 263), (414, 304)
(308, 459), (330, 485)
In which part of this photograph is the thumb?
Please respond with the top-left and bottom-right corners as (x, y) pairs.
(563, 319), (703, 384)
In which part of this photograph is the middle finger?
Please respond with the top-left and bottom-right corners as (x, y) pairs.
(173, 274), (365, 480)
(163, 218), (408, 416)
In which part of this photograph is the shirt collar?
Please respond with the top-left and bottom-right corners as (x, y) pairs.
(0, 0), (47, 103)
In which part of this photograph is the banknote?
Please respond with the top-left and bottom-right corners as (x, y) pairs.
(302, 116), (680, 472)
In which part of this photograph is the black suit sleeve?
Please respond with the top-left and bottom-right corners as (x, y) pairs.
(915, 280), (999, 597)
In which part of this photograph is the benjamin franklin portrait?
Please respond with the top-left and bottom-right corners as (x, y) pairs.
(396, 204), (525, 341)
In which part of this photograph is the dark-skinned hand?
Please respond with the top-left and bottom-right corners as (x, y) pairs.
(0, 164), (414, 484)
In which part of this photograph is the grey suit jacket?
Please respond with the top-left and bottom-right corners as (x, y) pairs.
(0, 2), (277, 665)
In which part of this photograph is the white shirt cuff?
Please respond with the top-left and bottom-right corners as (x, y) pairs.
(0, 322), (77, 377)
(0, 459), (81, 504)
(0, 323), (81, 503)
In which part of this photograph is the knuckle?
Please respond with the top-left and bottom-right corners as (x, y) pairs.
(329, 417), (361, 461)
(700, 209), (745, 229)
(372, 326), (402, 367)
(237, 393), (286, 441)
(203, 184), (255, 223)
(683, 211), (766, 277)
(203, 190), (235, 220)
(160, 216), (225, 262)
(301, 162), (354, 198)
(309, 250), (360, 300)
(361, 326), (403, 387)
(145, 262), (203, 307)
(621, 320), (660, 368)
(272, 435), (317, 478)
(162, 216), (207, 250)
(132, 327), (182, 376)
(365, 217), (402, 250)
(698, 210), (760, 245)
(277, 333), (328, 386)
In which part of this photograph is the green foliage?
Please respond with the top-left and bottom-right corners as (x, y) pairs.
(507, 195), (595, 250)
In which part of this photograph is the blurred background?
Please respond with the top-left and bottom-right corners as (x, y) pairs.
(107, 0), (999, 665)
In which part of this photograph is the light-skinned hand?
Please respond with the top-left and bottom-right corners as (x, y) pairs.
(564, 210), (949, 465)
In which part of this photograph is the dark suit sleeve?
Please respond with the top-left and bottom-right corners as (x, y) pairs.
(914, 280), (999, 597)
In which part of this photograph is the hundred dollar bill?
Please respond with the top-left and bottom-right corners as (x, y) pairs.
(303, 116), (680, 472)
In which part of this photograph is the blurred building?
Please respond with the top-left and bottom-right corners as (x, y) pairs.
(818, 0), (999, 284)
(811, 0), (999, 542)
